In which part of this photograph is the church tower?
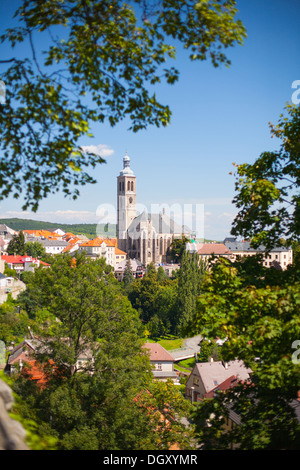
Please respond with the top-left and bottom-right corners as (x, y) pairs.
(117, 154), (137, 253)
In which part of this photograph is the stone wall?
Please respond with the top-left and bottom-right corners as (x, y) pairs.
(0, 378), (29, 450)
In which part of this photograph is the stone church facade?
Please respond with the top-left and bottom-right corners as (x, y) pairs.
(117, 154), (191, 266)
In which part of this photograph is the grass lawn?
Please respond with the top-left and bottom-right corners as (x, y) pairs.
(158, 336), (184, 350)
(177, 357), (196, 369)
(143, 335), (184, 350)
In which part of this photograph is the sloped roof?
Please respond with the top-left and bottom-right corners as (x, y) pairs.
(1, 255), (33, 264)
(197, 243), (231, 255)
(224, 240), (290, 253)
(115, 258), (142, 272)
(142, 343), (175, 362)
(23, 230), (60, 239)
(1, 255), (50, 266)
(115, 248), (127, 255)
(194, 360), (252, 394)
(128, 211), (191, 236)
(80, 238), (116, 248)
(39, 239), (69, 247)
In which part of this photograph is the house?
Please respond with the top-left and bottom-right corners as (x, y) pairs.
(224, 238), (293, 270)
(53, 228), (66, 237)
(6, 337), (96, 381)
(0, 224), (16, 250)
(114, 258), (144, 281)
(158, 263), (180, 278)
(186, 242), (232, 263)
(23, 229), (62, 241)
(0, 273), (14, 289)
(5, 339), (39, 375)
(185, 360), (252, 403)
(142, 342), (179, 383)
(38, 238), (69, 254)
(1, 254), (50, 273)
(78, 238), (117, 267)
(62, 237), (83, 254)
(115, 247), (127, 265)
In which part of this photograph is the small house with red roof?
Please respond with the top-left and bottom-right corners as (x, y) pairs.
(1, 254), (50, 274)
(142, 342), (179, 383)
(185, 360), (252, 403)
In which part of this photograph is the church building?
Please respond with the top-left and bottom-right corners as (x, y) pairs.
(117, 154), (191, 266)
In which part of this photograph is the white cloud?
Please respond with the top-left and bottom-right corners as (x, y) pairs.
(0, 210), (99, 224)
(80, 144), (114, 158)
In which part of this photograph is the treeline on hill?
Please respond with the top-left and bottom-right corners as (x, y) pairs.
(0, 218), (117, 238)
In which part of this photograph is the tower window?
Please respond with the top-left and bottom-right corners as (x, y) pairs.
(131, 181), (134, 191)
(128, 181), (131, 191)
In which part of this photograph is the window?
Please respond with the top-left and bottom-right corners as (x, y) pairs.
(131, 181), (134, 191)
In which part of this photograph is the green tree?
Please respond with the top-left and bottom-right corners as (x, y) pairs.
(169, 236), (191, 263)
(24, 241), (46, 259)
(231, 103), (300, 251)
(176, 249), (206, 335)
(191, 257), (300, 449)
(128, 266), (160, 324)
(127, 264), (179, 335)
(7, 230), (26, 255)
(135, 379), (196, 450)
(0, 0), (246, 211)
(123, 258), (135, 291)
(13, 254), (156, 449)
(0, 299), (30, 344)
(190, 104), (300, 449)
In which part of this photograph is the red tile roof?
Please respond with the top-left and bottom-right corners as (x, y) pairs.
(115, 248), (126, 255)
(80, 238), (116, 248)
(142, 343), (175, 362)
(197, 243), (231, 255)
(1, 255), (50, 266)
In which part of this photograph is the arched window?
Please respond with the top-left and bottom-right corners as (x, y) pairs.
(122, 181), (124, 191)
(131, 181), (134, 191)
(119, 182), (122, 192)
(128, 181), (131, 191)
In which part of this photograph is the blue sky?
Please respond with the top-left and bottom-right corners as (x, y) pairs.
(0, 0), (299, 240)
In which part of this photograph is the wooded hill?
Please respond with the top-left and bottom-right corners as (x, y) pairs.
(0, 218), (117, 239)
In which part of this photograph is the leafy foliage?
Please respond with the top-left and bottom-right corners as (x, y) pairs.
(231, 104), (300, 251)
(0, 0), (246, 210)
(7, 231), (26, 255)
(189, 104), (300, 449)
(176, 250), (207, 334)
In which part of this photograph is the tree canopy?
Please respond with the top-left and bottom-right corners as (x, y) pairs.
(11, 254), (198, 449)
(0, 0), (246, 211)
(189, 104), (300, 449)
(231, 103), (300, 251)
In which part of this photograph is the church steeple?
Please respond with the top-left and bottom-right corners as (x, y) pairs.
(120, 153), (134, 176)
(117, 153), (137, 253)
